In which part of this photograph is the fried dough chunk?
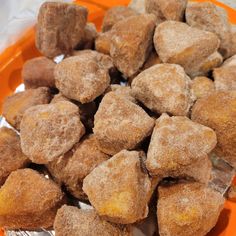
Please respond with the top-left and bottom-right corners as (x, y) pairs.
(191, 76), (215, 99)
(128, 0), (146, 14)
(93, 92), (154, 155)
(157, 183), (224, 236)
(55, 51), (112, 103)
(95, 31), (112, 55)
(186, 2), (232, 58)
(231, 25), (236, 55)
(188, 51), (223, 78)
(142, 51), (162, 70)
(102, 6), (137, 32)
(54, 205), (132, 236)
(77, 23), (98, 50)
(22, 57), (56, 89)
(145, 0), (187, 22)
(2, 87), (52, 130)
(131, 64), (194, 116)
(83, 150), (151, 224)
(191, 91), (236, 168)
(154, 21), (220, 76)
(47, 135), (109, 199)
(0, 169), (64, 229)
(213, 55), (236, 91)
(110, 14), (156, 78)
(0, 127), (29, 185)
(36, 2), (88, 58)
(20, 101), (85, 164)
(146, 114), (216, 183)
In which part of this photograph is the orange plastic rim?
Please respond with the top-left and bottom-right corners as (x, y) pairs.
(0, 1), (236, 236)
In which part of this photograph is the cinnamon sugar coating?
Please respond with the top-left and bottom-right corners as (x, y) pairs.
(83, 150), (151, 224)
(20, 101), (85, 164)
(146, 114), (216, 183)
(0, 169), (64, 230)
(54, 206), (132, 236)
(0, 127), (29, 185)
(157, 182), (224, 236)
(93, 92), (154, 155)
(131, 64), (195, 116)
(55, 50), (112, 103)
(110, 14), (156, 78)
(36, 2), (87, 58)
(47, 135), (109, 199)
(154, 21), (220, 76)
(3, 87), (52, 131)
(191, 91), (236, 168)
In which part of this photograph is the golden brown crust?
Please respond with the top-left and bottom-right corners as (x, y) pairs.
(213, 55), (236, 91)
(93, 92), (154, 155)
(22, 57), (56, 89)
(2, 87), (52, 130)
(154, 21), (220, 76)
(191, 76), (215, 99)
(186, 1), (232, 58)
(55, 51), (112, 103)
(20, 101), (85, 164)
(47, 135), (109, 199)
(131, 64), (195, 116)
(95, 31), (112, 55)
(191, 91), (236, 168)
(110, 14), (156, 78)
(146, 0), (187, 22)
(146, 113), (216, 183)
(0, 127), (29, 185)
(0, 169), (64, 230)
(54, 205), (132, 236)
(142, 51), (162, 70)
(157, 183), (224, 236)
(102, 6), (137, 32)
(83, 150), (151, 224)
(36, 2), (88, 58)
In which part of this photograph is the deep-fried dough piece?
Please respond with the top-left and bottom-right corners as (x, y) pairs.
(47, 135), (109, 199)
(105, 85), (136, 103)
(128, 0), (146, 14)
(188, 51), (223, 78)
(22, 57), (56, 89)
(51, 93), (97, 131)
(95, 31), (112, 55)
(36, 2), (88, 58)
(55, 51), (112, 103)
(110, 14), (156, 78)
(20, 101), (85, 164)
(191, 76), (215, 99)
(77, 23), (98, 50)
(146, 114), (216, 183)
(93, 92), (154, 155)
(142, 51), (162, 70)
(186, 2), (232, 58)
(154, 21), (220, 75)
(157, 183), (224, 236)
(191, 91), (236, 168)
(0, 127), (29, 185)
(213, 55), (236, 91)
(102, 6), (137, 32)
(231, 25), (236, 55)
(0, 169), (64, 229)
(145, 0), (187, 22)
(131, 64), (194, 116)
(83, 150), (151, 224)
(2, 87), (52, 130)
(54, 205), (132, 236)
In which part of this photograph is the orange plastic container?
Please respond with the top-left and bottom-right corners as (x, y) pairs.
(0, 1), (235, 236)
